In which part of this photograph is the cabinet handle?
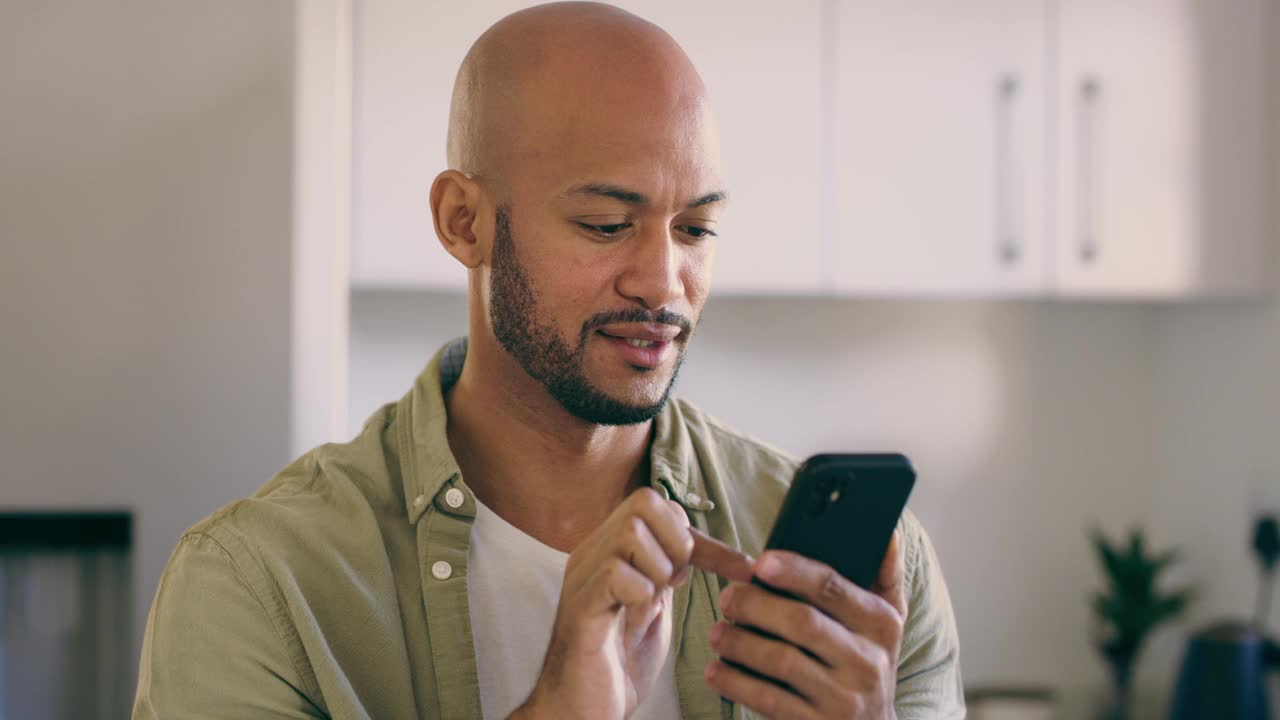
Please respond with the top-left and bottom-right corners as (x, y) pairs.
(1077, 76), (1102, 264)
(995, 74), (1021, 265)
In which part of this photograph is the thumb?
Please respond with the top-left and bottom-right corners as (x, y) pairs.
(872, 531), (907, 619)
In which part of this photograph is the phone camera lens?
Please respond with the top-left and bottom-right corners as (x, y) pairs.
(810, 475), (837, 517)
(829, 476), (848, 503)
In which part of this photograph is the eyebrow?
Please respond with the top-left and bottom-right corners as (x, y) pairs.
(560, 183), (727, 210)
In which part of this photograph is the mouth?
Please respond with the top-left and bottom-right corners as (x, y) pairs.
(595, 326), (679, 370)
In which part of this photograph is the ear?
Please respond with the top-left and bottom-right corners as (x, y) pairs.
(430, 170), (486, 268)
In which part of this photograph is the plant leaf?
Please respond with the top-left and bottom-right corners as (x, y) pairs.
(1089, 526), (1194, 651)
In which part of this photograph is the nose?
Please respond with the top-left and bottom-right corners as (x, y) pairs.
(615, 223), (686, 311)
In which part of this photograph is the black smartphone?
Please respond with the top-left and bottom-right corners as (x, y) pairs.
(722, 454), (915, 688)
(761, 453), (916, 591)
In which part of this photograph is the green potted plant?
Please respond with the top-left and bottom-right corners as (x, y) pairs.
(1089, 527), (1194, 720)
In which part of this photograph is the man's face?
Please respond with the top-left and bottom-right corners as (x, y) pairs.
(489, 204), (688, 425)
(483, 92), (723, 425)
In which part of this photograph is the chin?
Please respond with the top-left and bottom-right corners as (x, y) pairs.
(612, 382), (663, 408)
(620, 391), (671, 411)
(553, 376), (673, 426)
(597, 363), (674, 393)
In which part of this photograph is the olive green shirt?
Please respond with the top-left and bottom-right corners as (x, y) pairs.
(133, 339), (964, 719)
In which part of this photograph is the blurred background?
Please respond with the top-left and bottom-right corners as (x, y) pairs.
(2, 1), (1277, 718)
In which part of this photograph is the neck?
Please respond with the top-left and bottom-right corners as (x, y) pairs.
(444, 334), (653, 554)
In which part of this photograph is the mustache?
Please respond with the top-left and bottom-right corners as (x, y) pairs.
(579, 308), (694, 346)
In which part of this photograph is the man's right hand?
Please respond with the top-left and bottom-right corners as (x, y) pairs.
(510, 487), (754, 720)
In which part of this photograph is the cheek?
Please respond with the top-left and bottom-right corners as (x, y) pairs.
(521, 242), (615, 330)
(550, 248), (616, 298)
(512, 206), (611, 294)
(682, 245), (713, 307)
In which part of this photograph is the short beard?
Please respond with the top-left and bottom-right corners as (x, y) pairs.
(488, 204), (690, 426)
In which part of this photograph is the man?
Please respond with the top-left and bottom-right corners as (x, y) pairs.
(133, 3), (964, 719)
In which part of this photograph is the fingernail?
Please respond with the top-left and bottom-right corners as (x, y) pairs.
(709, 622), (724, 646)
(705, 662), (719, 681)
(718, 584), (734, 612)
(756, 554), (780, 580)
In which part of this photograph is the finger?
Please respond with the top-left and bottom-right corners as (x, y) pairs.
(623, 489), (697, 572)
(615, 514), (677, 586)
(709, 622), (840, 707)
(753, 549), (900, 645)
(671, 565), (691, 586)
(689, 528), (754, 583)
(705, 659), (819, 720)
(872, 531), (907, 618)
(589, 557), (658, 612)
(718, 582), (855, 669)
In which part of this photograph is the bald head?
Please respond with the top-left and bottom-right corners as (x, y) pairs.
(431, 3), (725, 427)
(446, 2), (715, 186)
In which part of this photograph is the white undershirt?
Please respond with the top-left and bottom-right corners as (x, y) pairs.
(467, 498), (683, 719)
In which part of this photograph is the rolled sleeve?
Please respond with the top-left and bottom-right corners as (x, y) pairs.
(895, 512), (965, 719)
(132, 532), (325, 719)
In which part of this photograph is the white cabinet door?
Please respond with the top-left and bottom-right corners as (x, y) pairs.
(1053, 0), (1266, 298)
(611, 0), (826, 295)
(352, 0), (825, 294)
(832, 1), (1050, 297)
(350, 0), (529, 289)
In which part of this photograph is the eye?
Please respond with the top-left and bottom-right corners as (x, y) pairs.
(577, 222), (631, 238)
(679, 225), (718, 241)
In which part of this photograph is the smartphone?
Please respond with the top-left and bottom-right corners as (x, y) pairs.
(761, 453), (916, 591)
(723, 454), (915, 688)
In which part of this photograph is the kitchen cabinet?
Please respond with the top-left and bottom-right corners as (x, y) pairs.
(350, 0), (826, 295)
(1052, 0), (1266, 297)
(350, 0), (528, 290)
(832, 0), (1050, 297)
(830, 0), (1265, 299)
(347, 0), (1269, 298)
(609, 0), (827, 294)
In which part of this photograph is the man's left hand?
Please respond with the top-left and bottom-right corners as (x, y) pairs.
(705, 532), (906, 720)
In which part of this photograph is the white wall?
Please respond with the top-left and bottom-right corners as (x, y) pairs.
(350, 291), (1162, 709)
(0, 0), (295, 686)
(1141, 0), (1280, 711)
(1145, 299), (1280, 710)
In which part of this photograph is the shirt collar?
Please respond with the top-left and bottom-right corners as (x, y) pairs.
(398, 338), (466, 523)
(649, 394), (716, 514)
(398, 336), (715, 522)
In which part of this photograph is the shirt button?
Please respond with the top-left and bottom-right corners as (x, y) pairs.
(431, 561), (452, 580)
(684, 492), (702, 506)
(413, 494), (426, 509)
(444, 488), (465, 509)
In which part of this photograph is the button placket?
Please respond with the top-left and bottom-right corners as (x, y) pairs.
(416, 496), (485, 718)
